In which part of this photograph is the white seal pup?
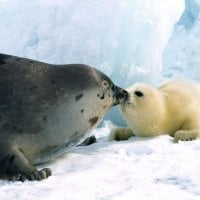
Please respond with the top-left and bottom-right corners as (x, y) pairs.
(110, 79), (200, 143)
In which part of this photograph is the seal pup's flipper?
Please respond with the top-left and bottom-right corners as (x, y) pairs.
(109, 127), (134, 141)
(174, 129), (199, 143)
(0, 146), (51, 181)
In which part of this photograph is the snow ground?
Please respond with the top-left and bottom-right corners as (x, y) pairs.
(1, 122), (200, 200)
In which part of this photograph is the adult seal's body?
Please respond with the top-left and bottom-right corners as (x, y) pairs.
(0, 53), (127, 181)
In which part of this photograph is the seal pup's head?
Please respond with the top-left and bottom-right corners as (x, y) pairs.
(120, 83), (165, 136)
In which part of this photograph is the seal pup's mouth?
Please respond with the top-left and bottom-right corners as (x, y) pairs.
(122, 92), (135, 107)
(113, 86), (129, 105)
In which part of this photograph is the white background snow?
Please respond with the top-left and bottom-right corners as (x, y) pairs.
(0, 0), (200, 199)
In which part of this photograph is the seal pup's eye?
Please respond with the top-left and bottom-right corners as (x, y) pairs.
(102, 80), (110, 88)
(134, 91), (144, 97)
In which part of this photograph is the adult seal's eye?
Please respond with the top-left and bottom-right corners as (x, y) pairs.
(101, 80), (110, 88)
(135, 91), (144, 97)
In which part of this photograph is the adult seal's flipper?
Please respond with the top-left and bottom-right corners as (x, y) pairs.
(0, 145), (51, 181)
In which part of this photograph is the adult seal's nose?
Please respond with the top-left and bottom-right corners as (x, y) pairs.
(113, 86), (128, 105)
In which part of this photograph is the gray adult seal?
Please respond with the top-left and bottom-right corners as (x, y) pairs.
(0, 53), (128, 181)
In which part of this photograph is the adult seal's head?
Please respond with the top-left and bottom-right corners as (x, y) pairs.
(0, 53), (127, 181)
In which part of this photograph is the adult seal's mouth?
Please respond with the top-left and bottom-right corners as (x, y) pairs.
(113, 85), (129, 105)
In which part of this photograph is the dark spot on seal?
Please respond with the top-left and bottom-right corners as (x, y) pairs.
(80, 109), (84, 113)
(89, 116), (99, 127)
(100, 93), (105, 99)
(43, 115), (47, 121)
(75, 94), (83, 101)
(97, 93), (105, 100)
(29, 60), (34, 64)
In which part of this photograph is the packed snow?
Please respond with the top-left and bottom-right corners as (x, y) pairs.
(0, 0), (200, 199)
(1, 123), (200, 200)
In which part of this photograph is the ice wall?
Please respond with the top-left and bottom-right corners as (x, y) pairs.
(0, 0), (184, 125)
(0, 0), (184, 86)
(162, 0), (200, 81)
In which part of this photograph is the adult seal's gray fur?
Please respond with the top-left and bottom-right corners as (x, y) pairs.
(0, 53), (128, 181)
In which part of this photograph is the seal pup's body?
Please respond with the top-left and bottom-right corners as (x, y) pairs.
(110, 79), (200, 143)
